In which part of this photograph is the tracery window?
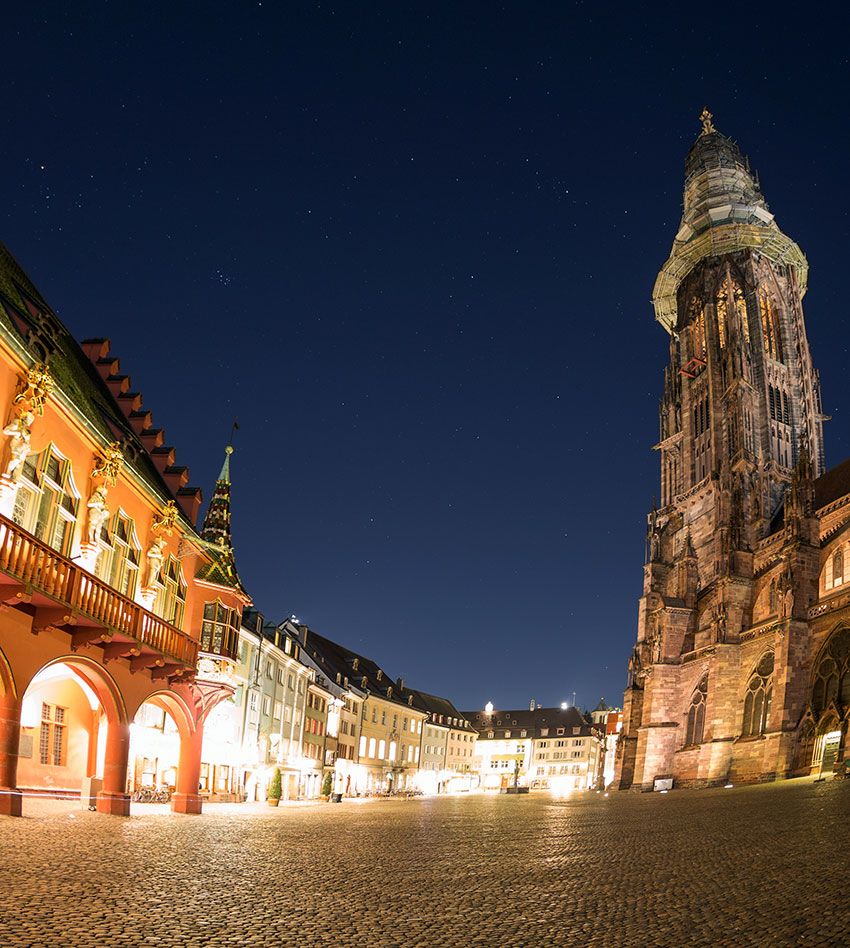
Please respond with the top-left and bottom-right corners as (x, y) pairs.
(685, 676), (708, 746)
(690, 298), (707, 362)
(715, 292), (727, 350)
(742, 653), (774, 737)
(811, 629), (850, 715)
(834, 550), (845, 588)
(153, 556), (187, 627)
(759, 289), (783, 363)
(732, 281), (750, 345)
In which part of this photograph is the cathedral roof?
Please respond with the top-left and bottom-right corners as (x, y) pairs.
(652, 110), (808, 333)
(768, 456), (850, 534)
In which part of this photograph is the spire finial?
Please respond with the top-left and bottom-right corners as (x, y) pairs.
(699, 106), (715, 136)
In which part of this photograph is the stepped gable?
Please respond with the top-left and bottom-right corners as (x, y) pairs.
(0, 242), (204, 524)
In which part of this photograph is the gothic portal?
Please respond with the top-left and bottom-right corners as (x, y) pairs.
(615, 111), (850, 789)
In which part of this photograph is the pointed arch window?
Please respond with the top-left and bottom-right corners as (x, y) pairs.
(742, 653), (774, 737)
(811, 629), (850, 715)
(768, 579), (778, 614)
(834, 549), (845, 588)
(11, 446), (79, 556)
(759, 289), (784, 363)
(685, 676), (708, 746)
(690, 298), (707, 362)
(715, 292), (727, 350)
(732, 281), (750, 345)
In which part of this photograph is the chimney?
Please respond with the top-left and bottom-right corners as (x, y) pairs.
(530, 699), (536, 711)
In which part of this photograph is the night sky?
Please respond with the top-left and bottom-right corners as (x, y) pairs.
(3, 5), (848, 711)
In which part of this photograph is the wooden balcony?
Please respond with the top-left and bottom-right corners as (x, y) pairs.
(0, 513), (198, 673)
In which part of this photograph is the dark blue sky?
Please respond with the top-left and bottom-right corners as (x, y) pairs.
(2, 4), (848, 711)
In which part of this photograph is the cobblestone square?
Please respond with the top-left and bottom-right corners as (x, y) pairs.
(1, 778), (848, 946)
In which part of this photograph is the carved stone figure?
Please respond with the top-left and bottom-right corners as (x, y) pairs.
(86, 485), (110, 545)
(144, 536), (167, 588)
(3, 410), (34, 481)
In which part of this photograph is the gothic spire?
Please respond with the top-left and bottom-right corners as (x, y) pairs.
(652, 109), (808, 334)
(197, 443), (245, 592)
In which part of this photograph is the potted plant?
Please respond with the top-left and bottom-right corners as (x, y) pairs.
(267, 767), (282, 807)
(321, 772), (333, 801)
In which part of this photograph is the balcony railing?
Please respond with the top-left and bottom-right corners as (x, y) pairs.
(0, 514), (198, 668)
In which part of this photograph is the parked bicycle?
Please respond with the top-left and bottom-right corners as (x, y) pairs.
(132, 786), (172, 803)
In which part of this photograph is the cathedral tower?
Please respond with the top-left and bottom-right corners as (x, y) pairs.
(616, 111), (826, 790)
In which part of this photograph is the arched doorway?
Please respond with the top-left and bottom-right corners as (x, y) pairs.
(128, 691), (202, 813)
(17, 656), (129, 815)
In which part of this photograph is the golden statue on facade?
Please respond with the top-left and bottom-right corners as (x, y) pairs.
(152, 500), (179, 535)
(91, 441), (124, 487)
(13, 363), (53, 416)
(699, 107), (715, 136)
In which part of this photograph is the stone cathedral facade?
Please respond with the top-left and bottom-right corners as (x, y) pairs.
(615, 111), (850, 790)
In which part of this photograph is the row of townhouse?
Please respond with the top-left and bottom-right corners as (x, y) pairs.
(0, 237), (477, 816)
(131, 609), (480, 801)
(462, 702), (607, 792)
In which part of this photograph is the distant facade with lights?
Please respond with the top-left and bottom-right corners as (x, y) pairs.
(616, 113), (850, 791)
(464, 703), (604, 791)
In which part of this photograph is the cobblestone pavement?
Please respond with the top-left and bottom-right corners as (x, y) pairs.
(1, 778), (849, 946)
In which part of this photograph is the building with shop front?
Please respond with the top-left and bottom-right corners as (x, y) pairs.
(295, 628), (427, 793)
(411, 690), (477, 793)
(465, 703), (603, 791)
(0, 243), (249, 816)
(615, 112), (850, 791)
(589, 699), (622, 788)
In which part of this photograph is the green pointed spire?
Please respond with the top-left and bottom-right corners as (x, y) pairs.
(197, 443), (245, 592)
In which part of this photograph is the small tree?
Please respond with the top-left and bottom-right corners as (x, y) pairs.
(268, 767), (282, 800)
(321, 772), (333, 797)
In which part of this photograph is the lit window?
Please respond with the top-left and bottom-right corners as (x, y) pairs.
(200, 600), (238, 654)
(39, 703), (66, 766)
(368, 737), (376, 758)
(12, 447), (79, 555)
(155, 557), (187, 627)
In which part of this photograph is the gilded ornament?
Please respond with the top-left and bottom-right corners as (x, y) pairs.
(91, 441), (124, 487)
(152, 500), (179, 535)
(14, 363), (53, 416)
(699, 106), (715, 135)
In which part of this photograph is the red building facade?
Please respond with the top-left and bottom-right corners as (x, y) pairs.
(0, 242), (248, 816)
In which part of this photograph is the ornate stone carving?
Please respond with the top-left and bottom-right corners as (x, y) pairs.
(2, 410), (34, 482)
(144, 535), (167, 588)
(85, 484), (110, 545)
(14, 363), (53, 416)
(91, 442), (124, 487)
(152, 500), (179, 536)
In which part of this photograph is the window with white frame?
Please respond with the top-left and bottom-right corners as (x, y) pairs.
(12, 448), (79, 555)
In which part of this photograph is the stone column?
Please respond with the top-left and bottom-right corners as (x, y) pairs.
(96, 720), (131, 816)
(171, 720), (204, 815)
(0, 691), (22, 816)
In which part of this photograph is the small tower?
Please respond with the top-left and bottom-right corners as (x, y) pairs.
(197, 443), (246, 593)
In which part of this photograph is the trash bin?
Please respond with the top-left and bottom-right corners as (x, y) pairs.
(81, 776), (102, 810)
